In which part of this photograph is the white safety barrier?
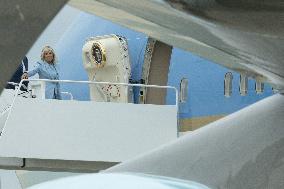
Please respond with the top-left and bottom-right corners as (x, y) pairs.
(0, 79), (178, 162)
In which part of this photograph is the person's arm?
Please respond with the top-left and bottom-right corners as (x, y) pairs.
(21, 62), (41, 80)
(27, 62), (41, 77)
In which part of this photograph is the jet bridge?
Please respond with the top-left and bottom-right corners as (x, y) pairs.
(0, 79), (178, 172)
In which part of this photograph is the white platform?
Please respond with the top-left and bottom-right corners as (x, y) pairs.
(0, 98), (177, 162)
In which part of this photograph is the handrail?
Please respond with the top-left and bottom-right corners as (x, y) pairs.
(20, 79), (179, 106)
(61, 91), (74, 100)
(6, 82), (19, 86)
(6, 82), (28, 91)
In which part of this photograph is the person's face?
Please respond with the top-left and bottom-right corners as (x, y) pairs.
(44, 50), (54, 63)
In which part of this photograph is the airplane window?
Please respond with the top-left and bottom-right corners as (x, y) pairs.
(239, 74), (248, 96)
(224, 72), (233, 97)
(255, 79), (264, 94)
(180, 78), (188, 103)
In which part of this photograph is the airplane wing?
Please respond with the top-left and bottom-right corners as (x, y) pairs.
(105, 94), (284, 188)
(0, 0), (68, 92)
(69, 0), (284, 90)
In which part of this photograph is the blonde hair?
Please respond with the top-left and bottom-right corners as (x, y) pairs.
(40, 45), (57, 64)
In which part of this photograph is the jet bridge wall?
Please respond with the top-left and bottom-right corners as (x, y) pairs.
(0, 98), (177, 162)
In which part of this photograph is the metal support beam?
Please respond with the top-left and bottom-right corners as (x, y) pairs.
(140, 39), (172, 105)
(0, 157), (117, 172)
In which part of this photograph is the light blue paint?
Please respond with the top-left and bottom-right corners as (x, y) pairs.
(28, 173), (210, 189)
(52, 12), (147, 100)
(167, 48), (273, 118)
(53, 9), (147, 100)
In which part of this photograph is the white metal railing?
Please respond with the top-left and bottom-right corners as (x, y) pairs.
(7, 81), (28, 91)
(2, 79), (179, 137)
(60, 91), (74, 100)
(17, 79), (179, 106)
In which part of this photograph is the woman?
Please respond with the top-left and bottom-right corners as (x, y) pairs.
(22, 46), (62, 99)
